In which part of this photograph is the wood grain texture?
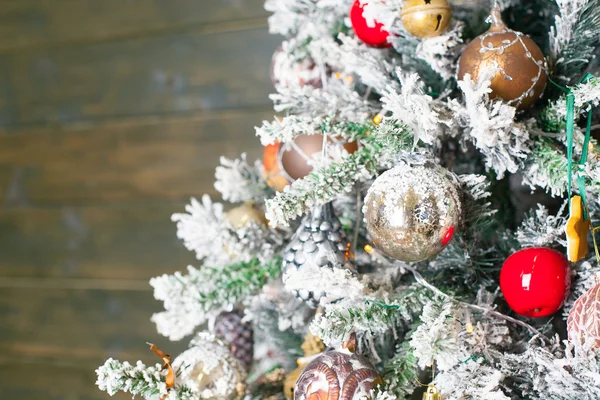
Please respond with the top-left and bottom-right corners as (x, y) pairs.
(0, 361), (132, 400)
(0, 0), (269, 52)
(0, 110), (269, 206)
(0, 287), (188, 363)
(2, 28), (279, 128)
(0, 204), (196, 280)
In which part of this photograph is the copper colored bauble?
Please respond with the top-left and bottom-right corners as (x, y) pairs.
(401, 0), (452, 38)
(568, 282), (600, 348)
(214, 309), (254, 371)
(262, 134), (358, 192)
(363, 162), (461, 262)
(225, 203), (267, 229)
(293, 350), (382, 400)
(457, 8), (547, 110)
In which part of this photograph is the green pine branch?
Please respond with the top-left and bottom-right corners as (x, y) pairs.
(380, 343), (420, 398)
(199, 257), (282, 311)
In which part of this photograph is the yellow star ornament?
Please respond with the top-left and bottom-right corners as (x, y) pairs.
(566, 195), (590, 262)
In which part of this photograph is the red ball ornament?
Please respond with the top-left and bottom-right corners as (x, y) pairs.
(350, 0), (392, 48)
(500, 248), (570, 318)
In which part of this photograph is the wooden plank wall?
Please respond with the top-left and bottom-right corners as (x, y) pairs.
(0, 1), (279, 398)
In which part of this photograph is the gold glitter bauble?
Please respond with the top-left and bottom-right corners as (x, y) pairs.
(363, 162), (461, 262)
(457, 8), (547, 110)
(225, 202), (267, 229)
(401, 0), (452, 38)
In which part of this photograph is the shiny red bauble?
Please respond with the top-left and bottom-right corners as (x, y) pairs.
(499, 248), (570, 318)
(350, 0), (392, 48)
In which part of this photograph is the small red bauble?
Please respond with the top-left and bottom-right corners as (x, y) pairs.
(350, 0), (392, 48)
(442, 225), (455, 246)
(500, 248), (570, 318)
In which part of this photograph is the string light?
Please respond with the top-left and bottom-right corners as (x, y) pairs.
(373, 114), (383, 125)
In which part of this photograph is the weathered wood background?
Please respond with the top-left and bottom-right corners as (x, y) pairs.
(0, 1), (278, 398)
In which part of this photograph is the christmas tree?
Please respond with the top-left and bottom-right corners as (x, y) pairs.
(96, 0), (600, 399)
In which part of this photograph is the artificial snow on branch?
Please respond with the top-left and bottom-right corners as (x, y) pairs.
(381, 71), (449, 145)
(310, 284), (431, 349)
(415, 20), (465, 80)
(516, 203), (568, 249)
(256, 116), (372, 147)
(449, 67), (531, 178)
(96, 359), (194, 400)
(549, 0), (600, 82)
(150, 258), (282, 340)
(214, 154), (268, 203)
(172, 195), (282, 265)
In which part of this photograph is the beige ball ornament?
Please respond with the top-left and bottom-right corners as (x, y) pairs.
(225, 202), (267, 229)
(363, 162), (461, 262)
(173, 333), (248, 400)
(457, 8), (547, 110)
(401, 0), (452, 38)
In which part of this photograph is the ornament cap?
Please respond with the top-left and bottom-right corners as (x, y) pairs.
(423, 384), (442, 400)
(488, 7), (506, 31)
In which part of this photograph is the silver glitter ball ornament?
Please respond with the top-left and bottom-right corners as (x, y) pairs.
(363, 162), (461, 262)
(282, 202), (356, 308)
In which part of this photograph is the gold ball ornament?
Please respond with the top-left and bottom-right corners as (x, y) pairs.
(457, 8), (547, 110)
(225, 202), (267, 229)
(173, 333), (248, 400)
(401, 0), (452, 38)
(363, 162), (461, 262)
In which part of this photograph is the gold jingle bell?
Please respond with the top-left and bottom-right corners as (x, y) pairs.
(225, 202), (267, 229)
(423, 383), (442, 400)
(401, 0), (452, 39)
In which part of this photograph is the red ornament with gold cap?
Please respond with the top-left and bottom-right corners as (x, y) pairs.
(457, 7), (547, 110)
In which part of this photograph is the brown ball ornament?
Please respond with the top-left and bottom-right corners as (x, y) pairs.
(401, 0), (452, 38)
(225, 203), (267, 229)
(262, 134), (358, 192)
(293, 350), (382, 400)
(457, 8), (547, 110)
(568, 282), (600, 348)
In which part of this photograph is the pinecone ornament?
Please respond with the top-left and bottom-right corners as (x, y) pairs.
(282, 202), (356, 308)
(568, 282), (600, 348)
(215, 310), (254, 370)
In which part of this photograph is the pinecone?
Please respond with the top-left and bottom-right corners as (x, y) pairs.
(215, 310), (254, 370)
(567, 282), (600, 348)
